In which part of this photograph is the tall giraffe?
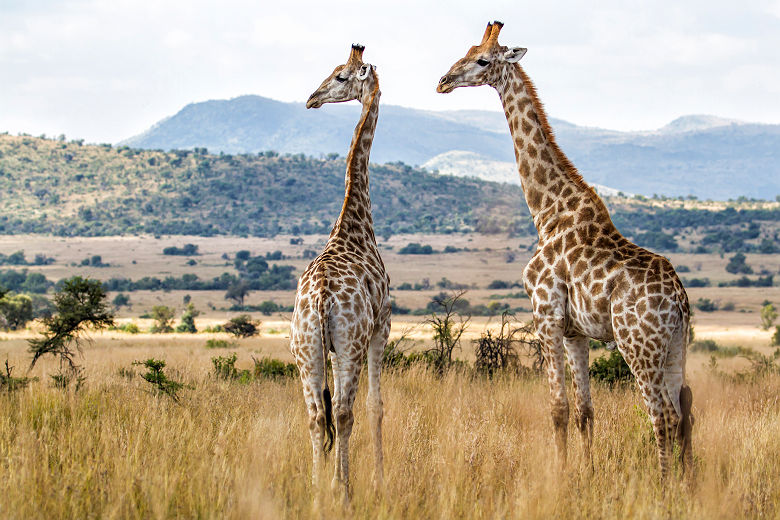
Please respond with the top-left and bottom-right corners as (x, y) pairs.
(437, 22), (693, 478)
(291, 44), (389, 498)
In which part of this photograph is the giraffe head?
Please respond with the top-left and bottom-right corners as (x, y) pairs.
(306, 44), (377, 109)
(436, 21), (527, 93)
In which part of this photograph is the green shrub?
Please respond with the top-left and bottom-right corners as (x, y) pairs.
(1, 359), (36, 392)
(203, 324), (224, 333)
(205, 338), (234, 349)
(252, 356), (298, 379)
(110, 322), (140, 334)
(175, 303), (199, 333)
(694, 298), (718, 312)
(690, 339), (750, 358)
(212, 353), (240, 380)
(590, 351), (634, 386)
(132, 358), (187, 401)
(398, 243), (435, 254)
(760, 303), (777, 331)
(50, 367), (85, 391)
(224, 314), (260, 338)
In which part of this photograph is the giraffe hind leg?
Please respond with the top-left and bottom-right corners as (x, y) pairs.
(564, 336), (594, 470)
(367, 317), (389, 489)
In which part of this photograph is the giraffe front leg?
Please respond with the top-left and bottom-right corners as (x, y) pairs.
(564, 336), (594, 470)
(536, 311), (569, 469)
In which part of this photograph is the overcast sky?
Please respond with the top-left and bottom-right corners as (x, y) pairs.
(1, 0), (779, 143)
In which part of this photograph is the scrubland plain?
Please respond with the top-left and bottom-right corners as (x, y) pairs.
(1, 233), (779, 518)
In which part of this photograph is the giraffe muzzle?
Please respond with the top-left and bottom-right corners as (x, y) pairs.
(437, 75), (455, 93)
(306, 94), (323, 109)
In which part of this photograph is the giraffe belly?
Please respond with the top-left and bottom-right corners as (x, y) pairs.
(566, 287), (615, 341)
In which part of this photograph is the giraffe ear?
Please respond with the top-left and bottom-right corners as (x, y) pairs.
(357, 64), (373, 80)
(503, 47), (527, 63)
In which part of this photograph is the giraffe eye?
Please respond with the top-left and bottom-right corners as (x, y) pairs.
(476, 58), (490, 67)
(335, 76), (347, 83)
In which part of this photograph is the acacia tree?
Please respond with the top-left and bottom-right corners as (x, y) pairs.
(761, 303), (778, 331)
(176, 303), (200, 333)
(29, 276), (114, 372)
(0, 291), (33, 330)
(225, 280), (251, 306)
(424, 291), (471, 374)
(150, 306), (175, 333)
(224, 314), (260, 338)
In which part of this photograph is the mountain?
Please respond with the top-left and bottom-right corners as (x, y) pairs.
(121, 95), (780, 200)
(423, 151), (633, 197)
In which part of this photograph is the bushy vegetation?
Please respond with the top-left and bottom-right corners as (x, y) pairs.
(760, 303), (777, 331)
(175, 303), (200, 333)
(473, 315), (543, 378)
(0, 291), (33, 330)
(0, 135), (533, 237)
(103, 266), (297, 293)
(725, 253), (753, 274)
(3, 135), (777, 247)
(150, 306), (175, 333)
(205, 339), (234, 349)
(132, 358), (187, 401)
(0, 269), (52, 294)
(398, 243), (435, 254)
(211, 353), (297, 382)
(223, 315), (260, 338)
(163, 244), (199, 256)
(589, 350), (634, 386)
(0, 250), (54, 266)
(690, 339), (752, 358)
(695, 298), (718, 312)
(0, 359), (36, 392)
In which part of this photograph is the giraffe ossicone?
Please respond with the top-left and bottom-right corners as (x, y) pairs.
(291, 43), (390, 499)
(438, 21), (694, 479)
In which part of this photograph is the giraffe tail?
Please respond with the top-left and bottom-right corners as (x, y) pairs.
(673, 306), (694, 474)
(677, 384), (693, 474)
(318, 293), (336, 454)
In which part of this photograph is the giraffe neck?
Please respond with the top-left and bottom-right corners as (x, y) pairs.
(496, 64), (614, 240)
(330, 78), (380, 246)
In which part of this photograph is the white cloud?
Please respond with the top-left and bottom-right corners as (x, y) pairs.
(0, 0), (777, 142)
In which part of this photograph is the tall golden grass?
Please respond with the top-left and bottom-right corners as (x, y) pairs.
(1, 341), (779, 519)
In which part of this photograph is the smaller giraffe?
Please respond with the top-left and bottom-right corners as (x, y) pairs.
(437, 22), (693, 479)
(291, 44), (389, 499)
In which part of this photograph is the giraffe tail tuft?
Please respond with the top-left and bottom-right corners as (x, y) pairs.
(322, 386), (335, 453)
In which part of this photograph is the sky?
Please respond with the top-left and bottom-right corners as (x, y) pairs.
(1, 0), (779, 143)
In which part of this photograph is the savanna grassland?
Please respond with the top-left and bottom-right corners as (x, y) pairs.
(1, 232), (779, 518)
(0, 336), (779, 519)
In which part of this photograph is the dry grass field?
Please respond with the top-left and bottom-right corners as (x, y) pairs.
(0, 335), (779, 519)
(1, 233), (779, 518)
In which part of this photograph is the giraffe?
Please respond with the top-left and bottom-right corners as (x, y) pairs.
(437, 22), (693, 479)
(291, 44), (389, 498)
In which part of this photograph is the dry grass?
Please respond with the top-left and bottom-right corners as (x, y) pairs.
(1, 336), (779, 519)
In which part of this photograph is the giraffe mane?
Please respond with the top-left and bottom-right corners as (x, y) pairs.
(514, 64), (616, 224)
